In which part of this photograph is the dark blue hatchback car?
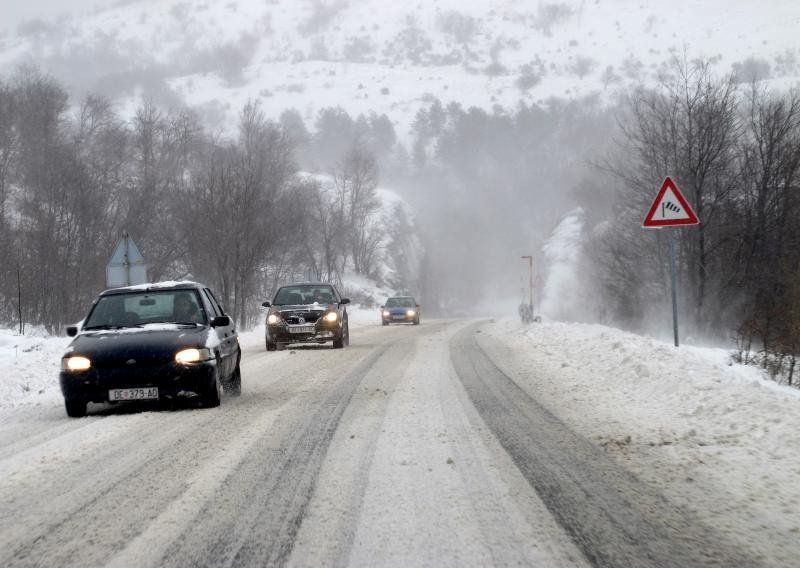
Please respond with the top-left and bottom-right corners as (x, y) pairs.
(381, 296), (420, 325)
(59, 282), (241, 417)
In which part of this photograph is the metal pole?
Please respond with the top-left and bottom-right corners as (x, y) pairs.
(123, 232), (130, 287)
(528, 256), (534, 312)
(668, 230), (679, 347)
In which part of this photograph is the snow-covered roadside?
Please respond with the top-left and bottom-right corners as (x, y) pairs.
(482, 319), (800, 566)
(0, 330), (71, 408)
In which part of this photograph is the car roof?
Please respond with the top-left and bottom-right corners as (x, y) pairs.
(279, 282), (336, 287)
(388, 295), (416, 300)
(100, 281), (206, 296)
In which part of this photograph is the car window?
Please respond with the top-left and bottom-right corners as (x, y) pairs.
(205, 288), (227, 315)
(84, 290), (208, 328)
(202, 289), (221, 317)
(386, 297), (415, 308)
(273, 285), (336, 305)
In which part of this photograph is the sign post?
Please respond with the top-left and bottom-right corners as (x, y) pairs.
(106, 232), (147, 288)
(521, 255), (533, 311)
(642, 177), (699, 347)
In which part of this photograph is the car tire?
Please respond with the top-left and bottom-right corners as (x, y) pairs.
(224, 364), (242, 396)
(382, 320), (388, 326)
(64, 399), (87, 418)
(333, 321), (348, 349)
(202, 370), (222, 408)
(266, 337), (277, 351)
(413, 318), (420, 325)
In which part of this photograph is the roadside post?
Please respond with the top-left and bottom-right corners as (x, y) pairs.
(106, 231), (148, 288)
(642, 177), (699, 347)
(520, 255), (540, 323)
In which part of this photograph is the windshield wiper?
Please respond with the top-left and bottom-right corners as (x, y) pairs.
(83, 324), (143, 330)
(150, 321), (204, 327)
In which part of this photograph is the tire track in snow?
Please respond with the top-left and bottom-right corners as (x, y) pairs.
(155, 341), (394, 568)
(287, 322), (450, 567)
(0, 337), (341, 567)
(450, 322), (761, 568)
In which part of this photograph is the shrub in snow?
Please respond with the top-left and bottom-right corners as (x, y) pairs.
(436, 10), (478, 44)
(567, 56), (598, 79)
(732, 57), (772, 83)
(531, 3), (573, 37)
(483, 62), (508, 77)
(343, 36), (375, 64)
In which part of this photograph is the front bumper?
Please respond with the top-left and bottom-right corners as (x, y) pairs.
(382, 313), (417, 323)
(266, 321), (340, 344)
(60, 359), (218, 403)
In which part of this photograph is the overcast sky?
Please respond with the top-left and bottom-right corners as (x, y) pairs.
(0, 0), (119, 33)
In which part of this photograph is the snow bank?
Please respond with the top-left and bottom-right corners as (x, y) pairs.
(0, 330), (70, 408)
(484, 319), (800, 565)
(540, 208), (589, 322)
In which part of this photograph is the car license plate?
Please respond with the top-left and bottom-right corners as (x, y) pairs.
(109, 387), (159, 401)
(392, 315), (404, 320)
(289, 324), (315, 334)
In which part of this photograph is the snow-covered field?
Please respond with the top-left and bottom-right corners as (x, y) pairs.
(482, 318), (800, 566)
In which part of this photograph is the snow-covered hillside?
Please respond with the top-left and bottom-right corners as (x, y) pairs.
(1, 0), (798, 136)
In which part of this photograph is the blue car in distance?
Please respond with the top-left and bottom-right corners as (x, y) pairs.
(381, 296), (420, 325)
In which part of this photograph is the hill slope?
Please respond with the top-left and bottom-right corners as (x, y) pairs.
(1, 0), (798, 135)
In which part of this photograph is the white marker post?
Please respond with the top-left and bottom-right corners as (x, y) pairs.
(642, 177), (699, 347)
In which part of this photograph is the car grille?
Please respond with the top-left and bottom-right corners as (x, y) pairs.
(281, 310), (322, 325)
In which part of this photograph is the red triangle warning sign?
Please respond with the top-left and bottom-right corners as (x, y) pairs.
(642, 177), (699, 227)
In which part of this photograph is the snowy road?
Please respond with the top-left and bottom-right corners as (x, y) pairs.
(0, 320), (761, 567)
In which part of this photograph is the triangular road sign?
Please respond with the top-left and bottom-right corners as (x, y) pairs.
(642, 176), (699, 227)
(108, 235), (145, 266)
(106, 232), (147, 287)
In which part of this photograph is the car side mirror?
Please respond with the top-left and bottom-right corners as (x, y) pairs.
(380, 305), (385, 309)
(340, 298), (351, 305)
(211, 315), (231, 327)
(261, 301), (271, 308)
(66, 326), (78, 337)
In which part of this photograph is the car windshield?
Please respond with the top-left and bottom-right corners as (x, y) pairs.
(83, 290), (207, 329)
(273, 285), (335, 306)
(386, 297), (416, 308)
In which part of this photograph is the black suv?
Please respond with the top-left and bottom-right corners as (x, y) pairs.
(59, 282), (241, 417)
(262, 283), (350, 350)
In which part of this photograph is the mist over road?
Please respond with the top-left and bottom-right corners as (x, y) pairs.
(0, 321), (756, 567)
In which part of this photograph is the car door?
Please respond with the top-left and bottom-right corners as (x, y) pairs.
(203, 288), (236, 378)
(334, 286), (348, 322)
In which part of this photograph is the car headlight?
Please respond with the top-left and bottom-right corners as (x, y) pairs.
(62, 356), (91, 371)
(175, 348), (211, 364)
(382, 310), (390, 317)
(324, 312), (338, 322)
(407, 310), (416, 317)
(267, 314), (281, 325)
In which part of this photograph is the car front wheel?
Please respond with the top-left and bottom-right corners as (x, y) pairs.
(202, 370), (222, 408)
(64, 399), (87, 418)
(224, 363), (242, 396)
(333, 321), (349, 349)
